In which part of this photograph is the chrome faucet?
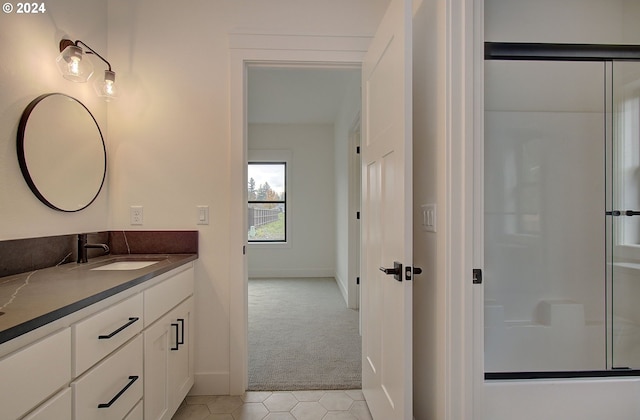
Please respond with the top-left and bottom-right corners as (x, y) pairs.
(77, 233), (110, 263)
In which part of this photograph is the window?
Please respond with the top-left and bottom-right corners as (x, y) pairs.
(248, 162), (286, 242)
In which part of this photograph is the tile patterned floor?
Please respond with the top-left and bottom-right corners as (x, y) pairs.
(172, 390), (372, 420)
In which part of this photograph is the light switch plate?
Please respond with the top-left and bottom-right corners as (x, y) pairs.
(197, 205), (209, 225)
(421, 204), (436, 232)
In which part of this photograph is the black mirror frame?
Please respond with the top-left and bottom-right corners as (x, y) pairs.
(16, 93), (107, 212)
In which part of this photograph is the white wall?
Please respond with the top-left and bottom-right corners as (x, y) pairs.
(248, 124), (335, 278)
(106, 0), (389, 395)
(0, 0), (108, 240)
(412, 0), (447, 418)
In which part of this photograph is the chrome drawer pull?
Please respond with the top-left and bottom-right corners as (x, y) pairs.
(97, 375), (139, 408)
(98, 317), (139, 340)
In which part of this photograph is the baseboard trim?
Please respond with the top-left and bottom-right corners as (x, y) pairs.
(334, 272), (349, 306)
(190, 372), (231, 396)
(248, 268), (334, 278)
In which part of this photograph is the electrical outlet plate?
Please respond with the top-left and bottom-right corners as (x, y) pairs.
(130, 206), (143, 225)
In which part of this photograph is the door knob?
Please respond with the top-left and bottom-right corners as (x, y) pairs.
(379, 261), (403, 281)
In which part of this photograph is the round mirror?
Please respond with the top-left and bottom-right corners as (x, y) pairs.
(17, 93), (106, 212)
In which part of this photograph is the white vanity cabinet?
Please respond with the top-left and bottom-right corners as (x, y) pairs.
(72, 293), (143, 377)
(72, 334), (143, 420)
(143, 268), (195, 420)
(124, 401), (144, 420)
(0, 328), (71, 420)
(69, 293), (145, 420)
(168, 297), (195, 411)
(0, 260), (195, 420)
(22, 389), (72, 420)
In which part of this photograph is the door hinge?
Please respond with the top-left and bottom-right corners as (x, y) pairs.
(243, 245), (246, 255)
(473, 268), (483, 284)
(356, 146), (360, 154)
(356, 276), (360, 285)
(356, 211), (360, 220)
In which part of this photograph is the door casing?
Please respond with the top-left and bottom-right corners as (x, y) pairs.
(229, 33), (370, 394)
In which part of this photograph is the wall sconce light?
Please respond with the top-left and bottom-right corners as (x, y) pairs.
(56, 39), (118, 101)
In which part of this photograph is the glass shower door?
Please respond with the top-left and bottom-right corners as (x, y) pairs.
(484, 60), (607, 373)
(610, 61), (640, 370)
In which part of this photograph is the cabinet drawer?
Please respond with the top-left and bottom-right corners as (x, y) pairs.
(23, 388), (71, 420)
(73, 335), (143, 420)
(73, 293), (143, 376)
(144, 266), (194, 326)
(124, 399), (143, 420)
(0, 328), (70, 420)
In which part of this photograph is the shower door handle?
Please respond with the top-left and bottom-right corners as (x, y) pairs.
(606, 210), (640, 216)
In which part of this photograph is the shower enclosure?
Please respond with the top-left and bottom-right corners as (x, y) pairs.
(484, 43), (640, 376)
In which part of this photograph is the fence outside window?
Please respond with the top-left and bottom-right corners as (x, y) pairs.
(248, 207), (280, 228)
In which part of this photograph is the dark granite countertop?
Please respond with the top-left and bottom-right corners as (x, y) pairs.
(0, 253), (197, 345)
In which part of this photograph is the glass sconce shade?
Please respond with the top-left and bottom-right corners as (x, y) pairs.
(93, 70), (118, 101)
(56, 39), (118, 101)
(55, 45), (94, 82)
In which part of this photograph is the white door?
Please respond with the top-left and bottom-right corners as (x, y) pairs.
(361, 0), (412, 418)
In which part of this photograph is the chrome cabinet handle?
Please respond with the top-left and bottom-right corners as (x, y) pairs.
(98, 317), (139, 340)
(97, 375), (139, 408)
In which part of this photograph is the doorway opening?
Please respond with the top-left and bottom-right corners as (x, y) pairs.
(245, 65), (363, 390)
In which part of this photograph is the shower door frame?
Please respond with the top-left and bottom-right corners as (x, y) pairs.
(484, 42), (640, 381)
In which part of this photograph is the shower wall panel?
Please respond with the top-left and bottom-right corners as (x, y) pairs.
(485, 0), (637, 45)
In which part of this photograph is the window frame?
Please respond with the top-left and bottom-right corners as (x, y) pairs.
(247, 149), (291, 247)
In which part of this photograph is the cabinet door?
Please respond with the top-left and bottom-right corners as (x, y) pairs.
(144, 296), (195, 420)
(144, 315), (171, 420)
(124, 400), (143, 420)
(169, 296), (195, 409)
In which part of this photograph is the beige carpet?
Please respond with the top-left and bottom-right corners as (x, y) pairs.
(248, 277), (361, 391)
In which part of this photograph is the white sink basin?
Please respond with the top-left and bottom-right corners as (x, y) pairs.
(91, 261), (160, 271)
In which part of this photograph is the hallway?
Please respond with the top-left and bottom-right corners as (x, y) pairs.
(248, 278), (361, 391)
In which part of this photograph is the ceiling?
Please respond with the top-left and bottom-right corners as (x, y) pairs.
(247, 67), (361, 125)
